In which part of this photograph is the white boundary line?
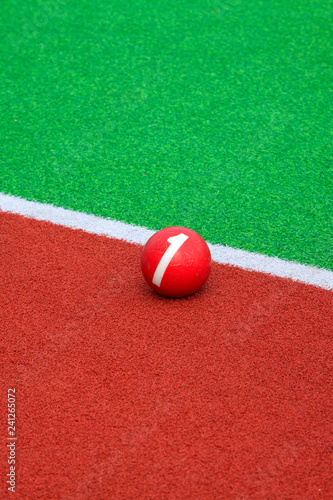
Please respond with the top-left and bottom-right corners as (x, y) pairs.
(1, 192), (332, 290)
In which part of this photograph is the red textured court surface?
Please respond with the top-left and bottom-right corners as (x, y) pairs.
(1, 212), (333, 499)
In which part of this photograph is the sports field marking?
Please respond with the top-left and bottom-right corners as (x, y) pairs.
(1, 192), (332, 290)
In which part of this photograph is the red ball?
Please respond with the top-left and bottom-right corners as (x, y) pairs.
(141, 226), (211, 297)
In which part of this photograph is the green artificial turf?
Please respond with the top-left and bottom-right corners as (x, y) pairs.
(1, 0), (332, 269)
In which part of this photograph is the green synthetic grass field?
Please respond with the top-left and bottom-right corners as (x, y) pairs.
(1, 0), (332, 269)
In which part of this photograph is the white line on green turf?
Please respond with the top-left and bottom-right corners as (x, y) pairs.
(1, 192), (332, 290)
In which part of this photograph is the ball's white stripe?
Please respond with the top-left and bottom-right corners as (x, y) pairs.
(152, 233), (189, 287)
(1, 192), (332, 290)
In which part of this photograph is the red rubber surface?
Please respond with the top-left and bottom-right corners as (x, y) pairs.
(1, 212), (332, 499)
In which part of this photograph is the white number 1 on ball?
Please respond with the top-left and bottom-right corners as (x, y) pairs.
(152, 233), (189, 287)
